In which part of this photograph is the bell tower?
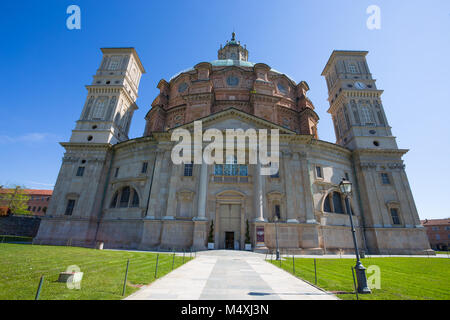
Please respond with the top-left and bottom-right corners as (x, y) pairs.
(321, 51), (397, 150)
(70, 48), (145, 144)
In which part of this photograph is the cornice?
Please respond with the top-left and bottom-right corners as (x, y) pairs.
(353, 148), (409, 157)
(60, 142), (112, 150)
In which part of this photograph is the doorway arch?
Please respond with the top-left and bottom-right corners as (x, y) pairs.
(214, 190), (246, 250)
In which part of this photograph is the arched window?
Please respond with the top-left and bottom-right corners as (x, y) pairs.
(324, 194), (332, 212)
(332, 192), (344, 214)
(119, 187), (130, 208)
(111, 186), (140, 209)
(323, 191), (349, 215)
(360, 105), (374, 124)
(131, 191), (140, 208)
(93, 97), (108, 119)
(110, 192), (118, 208)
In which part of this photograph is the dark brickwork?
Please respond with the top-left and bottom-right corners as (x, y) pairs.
(0, 215), (41, 238)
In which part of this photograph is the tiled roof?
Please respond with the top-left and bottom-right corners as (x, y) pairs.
(0, 189), (53, 196)
(421, 219), (450, 226)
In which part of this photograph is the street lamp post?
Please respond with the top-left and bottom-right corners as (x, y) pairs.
(339, 178), (371, 294)
(274, 216), (280, 260)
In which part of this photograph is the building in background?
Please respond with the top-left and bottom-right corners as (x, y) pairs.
(0, 188), (52, 216)
(421, 219), (450, 251)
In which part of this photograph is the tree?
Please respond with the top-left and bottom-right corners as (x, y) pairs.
(208, 220), (214, 243)
(2, 186), (31, 215)
(245, 219), (251, 244)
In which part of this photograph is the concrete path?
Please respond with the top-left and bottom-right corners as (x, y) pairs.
(125, 250), (338, 300)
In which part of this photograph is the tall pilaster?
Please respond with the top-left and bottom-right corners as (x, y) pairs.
(254, 162), (266, 222)
(194, 161), (208, 221)
(283, 151), (299, 223)
(145, 150), (165, 219)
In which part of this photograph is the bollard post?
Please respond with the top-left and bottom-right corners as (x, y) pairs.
(172, 251), (175, 271)
(292, 254), (295, 275)
(35, 276), (44, 300)
(154, 254), (159, 279)
(122, 259), (130, 296)
(351, 266), (359, 300)
(314, 258), (317, 285)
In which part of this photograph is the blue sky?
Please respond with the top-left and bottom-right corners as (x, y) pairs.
(0, 0), (449, 219)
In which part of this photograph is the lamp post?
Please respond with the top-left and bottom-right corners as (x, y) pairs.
(339, 178), (371, 294)
(274, 216), (280, 260)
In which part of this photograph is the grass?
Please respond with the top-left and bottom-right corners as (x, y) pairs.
(0, 243), (194, 300)
(268, 256), (450, 300)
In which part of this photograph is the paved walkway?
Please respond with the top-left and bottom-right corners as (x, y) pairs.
(125, 250), (337, 300)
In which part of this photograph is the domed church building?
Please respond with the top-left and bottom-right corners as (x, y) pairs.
(35, 33), (431, 254)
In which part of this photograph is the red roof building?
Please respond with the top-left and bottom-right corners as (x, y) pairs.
(0, 189), (53, 216)
(421, 219), (450, 251)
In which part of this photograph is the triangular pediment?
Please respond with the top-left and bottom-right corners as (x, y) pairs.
(169, 107), (296, 134)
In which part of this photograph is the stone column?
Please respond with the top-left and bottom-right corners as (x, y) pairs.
(145, 150), (164, 219)
(283, 152), (299, 223)
(300, 155), (316, 224)
(163, 161), (178, 220)
(254, 162), (266, 222)
(194, 160), (208, 221)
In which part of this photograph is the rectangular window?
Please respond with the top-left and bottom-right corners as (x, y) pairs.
(114, 167), (119, 178)
(184, 163), (193, 177)
(65, 200), (75, 216)
(360, 106), (374, 124)
(141, 162), (148, 174)
(348, 64), (358, 74)
(76, 166), (85, 177)
(316, 166), (323, 179)
(239, 165), (248, 177)
(436, 234), (440, 240)
(214, 164), (223, 176)
(432, 227), (439, 231)
(390, 208), (400, 225)
(381, 173), (390, 185)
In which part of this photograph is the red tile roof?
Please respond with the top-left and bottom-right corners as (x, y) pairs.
(0, 188), (53, 196)
(421, 219), (450, 226)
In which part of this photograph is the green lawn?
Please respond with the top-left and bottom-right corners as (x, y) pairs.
(269, 256), (450, 300)
(0, 243), (194, 300)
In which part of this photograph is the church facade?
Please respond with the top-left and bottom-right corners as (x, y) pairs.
(35, 34), (431, 254)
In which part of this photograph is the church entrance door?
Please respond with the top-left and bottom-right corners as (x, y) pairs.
(219, 203), (241, 250)
(225, 232), (234, 249)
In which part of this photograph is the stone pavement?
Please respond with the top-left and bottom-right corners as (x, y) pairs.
(125, 250), (338, 300)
